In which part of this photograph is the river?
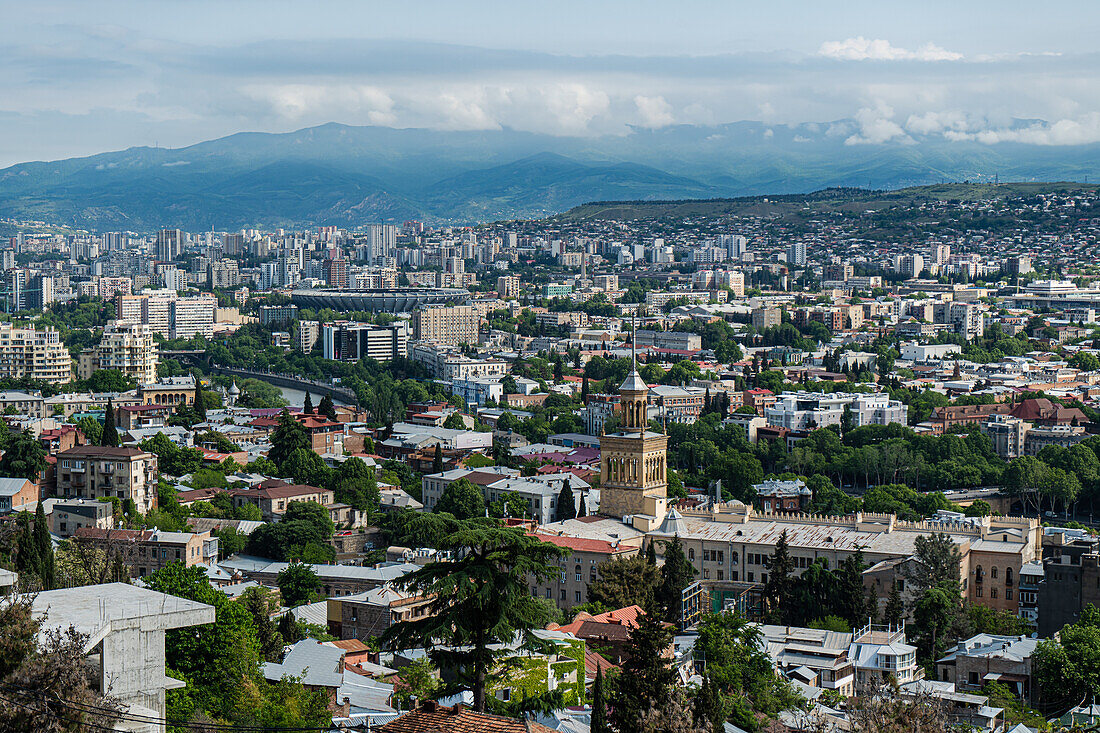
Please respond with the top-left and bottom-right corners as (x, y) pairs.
(276, 385), (350, 408)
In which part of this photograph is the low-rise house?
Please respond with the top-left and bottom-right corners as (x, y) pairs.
(50, 497), (114, 537)
(378, 701), (557, 733)
(55, 445), (159, 513)
(73, 527), (218, 578)
(527, 533), (639, 611)
(935, 634), (1037, 703)
(0, 477), (37, 513)
(228, 480), (334, 522)
(327, 585), (434, 640)
(753, 478), (811, 513)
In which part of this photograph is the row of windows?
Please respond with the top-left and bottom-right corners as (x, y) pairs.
(974, 586), (1014, 600)
(532, 587), (585, 604)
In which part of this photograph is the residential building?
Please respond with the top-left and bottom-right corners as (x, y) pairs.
(169, 295), (217, 339)
(228, 482), (335, 522)
(420, 468), (589, 525)
(935, 634), (1037, 703)
(413, 304), (480, 344)
(633, 330), (702, 351)
(0, 322), (71, 383)
(259, 304), (299, 325)
(753, 478), (811, 513)
(297, 319), (320, 353)
(327, 585), (434, 639)
(50, 498), (114, 537)
(77, 321), (159, 384)
(497, 275), (521, 299)
(73, 527), (218, 578)
(752, 307), (782, 330)
(220, 556), (419, 598)
(138, 375), (197, 407)
(0, 477), (36, 513)
(56, 445), (159, 513)
(528, 533), (639, 610)
(765, 391), (908, 431)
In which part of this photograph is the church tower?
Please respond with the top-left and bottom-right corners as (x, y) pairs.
(598, 315), (669, 523)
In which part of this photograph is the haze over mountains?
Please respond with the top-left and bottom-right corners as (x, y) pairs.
(2, 120), (1098, 231)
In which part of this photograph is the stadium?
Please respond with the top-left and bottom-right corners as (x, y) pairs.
(289, 287), (470, 313)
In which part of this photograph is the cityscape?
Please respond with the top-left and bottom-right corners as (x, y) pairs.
(2, 3), (1100, 733)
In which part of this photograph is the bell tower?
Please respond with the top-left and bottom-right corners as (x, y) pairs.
(598, 311), (669, 524)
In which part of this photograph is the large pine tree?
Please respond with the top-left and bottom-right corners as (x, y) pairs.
(100, 398), (120, 448)
(762, 529), (795, 623)
(884, 580), (905, 627)
(656, 536), (696, 625)
(317, 394), (337, 421)
(303, 392), (314, 414)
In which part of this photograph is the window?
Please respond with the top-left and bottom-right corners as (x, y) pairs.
(748, 572), (754, 582)
(703, 570), (710, 579)
(991, 567), (998, 580)
(732, 552), (739, 566)
(976, 586), (983, 597)
(717, 570), (724, 581)
(991, 588), (998, 599)
(560, 590), (566, 601)
(688, 548), (695, 562)
(575, 591), (581, 603)
(1006, 589), (1013, 600)
(545, 589), (551, 599)
(1005, 568), (1013, 587)
(969, 672), (979, 685)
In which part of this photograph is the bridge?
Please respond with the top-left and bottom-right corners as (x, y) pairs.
(208, 366), (358, 405)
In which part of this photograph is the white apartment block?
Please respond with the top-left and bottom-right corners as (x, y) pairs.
(0, 323), (72, 384)
(169, 296), (216, 339)
(765, 391), (908, 431)
(410, 343), (509, 381)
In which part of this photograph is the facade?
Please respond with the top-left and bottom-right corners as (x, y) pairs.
(420, 467), (589, 525)
(0, 477), (36, 513)
(412, 304), (480, 344)
(56, 446), (160, 513)
(321, 321), (408, 361)
(229, 482), (335, 522)
(935, 634), (1037, 702)
(0, 322), (71, 383)
(529, 533), (639, 610)
(51, 498), (115, 537)
(765, 391), (908, 431)
(169, 295), (217, 339)
(78, 321), (159, 384)
(327, 585), (433, 639)
(258, 304), (299, 325)
(138, 375), (197, 407)
(633, 329), (702, 351)
(753, 478), (811, 513)
(73, 527), (217, 578)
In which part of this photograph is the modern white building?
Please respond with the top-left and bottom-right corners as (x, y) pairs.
(765, 391), (908, 431)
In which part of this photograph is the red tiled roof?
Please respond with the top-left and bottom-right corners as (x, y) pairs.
(378, 702), (556, 732)
(59, 446), (149, 459)
(531, 532), (629, 555)
(554, 605), (646, 635)
(74, 527), (152, 542)
(584, 648), (618, 677)
(230, 483), (328, 500)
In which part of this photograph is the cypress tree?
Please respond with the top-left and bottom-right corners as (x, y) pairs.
(693, 672), (726, 732)
(581, 376), (589, 402)
(432, 443), (443, 474)
(278, 612), (302, 645)
(193, 380), (207, 423)
(646, 540), (657, 566)
(34, 503), (53, 590)
(656, 536), (696, 625)
(554, 478), (576, 523)
(577, 492), (587, 518)
(16, 515), (37, 575)
(609, 604), (676, 731)
(101, 399), (120, 448)
(762, 530), (795, 624)
(318, 394), (337, 421)
(591, 664), (608, 733)
(303, 392), (314, 414)
(884, 581), (905, 627)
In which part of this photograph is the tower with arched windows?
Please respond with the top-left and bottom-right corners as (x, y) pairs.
(598, 342), (669, 523)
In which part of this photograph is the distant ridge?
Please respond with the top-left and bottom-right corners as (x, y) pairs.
(1, 121), (1098, 230)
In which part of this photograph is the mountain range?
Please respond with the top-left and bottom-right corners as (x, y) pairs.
(1, 121), (1099, 230)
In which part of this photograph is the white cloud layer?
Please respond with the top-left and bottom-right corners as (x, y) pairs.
(819, 37), (963, 62)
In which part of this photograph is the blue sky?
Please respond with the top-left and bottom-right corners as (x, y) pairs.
(1, 0), (1098, 165)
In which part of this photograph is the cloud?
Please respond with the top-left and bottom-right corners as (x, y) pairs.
(845, 103), (912, 145)
(944, 113), (1100, 145)
(819, 37), (963, 62)
(633, 95), (675, 128)
(904, 110), (972, 135)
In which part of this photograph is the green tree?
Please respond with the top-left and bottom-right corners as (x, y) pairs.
(763, 530), (796, 623)
(75, 415), (103, 445)
(193, 380), (208, 423)
(381, 520), (567, 712)
(33, 503), (53, 590)
(443, 412), (466, 430)
(554, 478), (576, 523)
(317, 393), (338, 421)
(268, 409), (310, 469)
(656, 537), (696, 626)
(101, 398), (120, 447)
(434, 478), (485, 519)
(280, 447), (331, 487)
(277, 562), (323, 607)
(392, 657), (440, 710)
(587, 554), (659, 610)
(905, 533), (962, 593)
(302, 391), (313, 414)
(240, 586), (284, 661)
(591, 664), (608, 733)
(0, 430), (47, 482)
(884, 581), (905, 626)
(836, 549), (867, 628)
(609, 605), (676, 732)
(433, 443), (444, 473)
(913, 580), (963, 661)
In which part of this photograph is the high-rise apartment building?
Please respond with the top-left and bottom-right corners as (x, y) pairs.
(413, 305), (480, 345)
(169, 296), (217, 340)
(496, 275), (520, 299)
(786, 243), (807, 267)
(116, 290), (214, 339)
(0, 323), (72, 383)
(156, 229), (185, 262)
(78, 321), (159, 384)
(207, 260), (240, 289)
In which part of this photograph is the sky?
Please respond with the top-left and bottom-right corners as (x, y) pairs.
(1, 0), (1098, 166)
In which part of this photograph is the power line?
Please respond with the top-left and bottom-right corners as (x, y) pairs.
(0, 682), (339, 732)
